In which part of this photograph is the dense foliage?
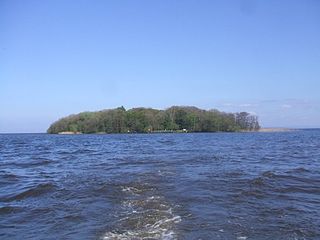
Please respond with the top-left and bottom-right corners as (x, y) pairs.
(47, 106), (260, 134)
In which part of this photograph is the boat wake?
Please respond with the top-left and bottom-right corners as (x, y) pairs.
(102, 183), (181, 240)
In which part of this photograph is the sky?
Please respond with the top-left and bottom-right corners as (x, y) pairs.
(1, 0), (320, 132)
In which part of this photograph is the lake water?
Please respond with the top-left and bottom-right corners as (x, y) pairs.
(0, 130), (319, 239)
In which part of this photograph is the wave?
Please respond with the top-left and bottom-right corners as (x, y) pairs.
(285, 167), (311, 174)
(2, 158), (55, 168)
(0, 205), (22, 214)
(236, 169), (320, 201)
(57, 148), (95, 155)
(2, 183), (56, 202)
(103, 215), (181, 240)
(102, 183), (181, 240)
(0, 172), (19, 181)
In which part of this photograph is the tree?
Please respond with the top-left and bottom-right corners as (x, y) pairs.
(47, 106), (260, 133)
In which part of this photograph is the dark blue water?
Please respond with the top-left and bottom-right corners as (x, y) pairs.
(0, 130), (320, 240)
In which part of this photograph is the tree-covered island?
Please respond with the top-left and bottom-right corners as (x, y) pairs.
(47, 106), (260, 134)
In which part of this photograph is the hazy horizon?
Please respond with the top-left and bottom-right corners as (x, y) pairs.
(1, 1), (320, 133)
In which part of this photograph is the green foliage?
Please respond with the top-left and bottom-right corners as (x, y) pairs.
(47, 106), (260, 134)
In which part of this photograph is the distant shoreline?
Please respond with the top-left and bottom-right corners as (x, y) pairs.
(56, 128), (297, 135)
(257, 128), (297, 132)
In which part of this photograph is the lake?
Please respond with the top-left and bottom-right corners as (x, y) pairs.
(0, 130), (319, 239)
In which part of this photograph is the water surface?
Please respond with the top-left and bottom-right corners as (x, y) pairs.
(0, 130), (319, 239)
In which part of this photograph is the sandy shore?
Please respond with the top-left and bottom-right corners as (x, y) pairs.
(258, 128), (296, 132)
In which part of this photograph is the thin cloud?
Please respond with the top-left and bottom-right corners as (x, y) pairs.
(239, 103), (257, 107)
(281, 104), (292, 109)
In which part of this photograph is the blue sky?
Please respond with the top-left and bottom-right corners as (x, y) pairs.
(1, 0), (320, 132)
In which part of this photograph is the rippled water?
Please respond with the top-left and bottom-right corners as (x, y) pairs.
(0, 130), (320, 239)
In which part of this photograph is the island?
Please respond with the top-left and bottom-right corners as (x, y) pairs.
(47, 106), (260, 134)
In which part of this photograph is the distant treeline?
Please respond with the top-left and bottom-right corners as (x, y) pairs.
(47, 106), (260, 134)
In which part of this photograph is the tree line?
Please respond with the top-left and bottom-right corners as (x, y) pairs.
(47, 106), (260, 134)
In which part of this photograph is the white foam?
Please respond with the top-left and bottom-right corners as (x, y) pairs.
(103, 229), (177, 240)
(103, 214), (180, 240)
(103, 185), (181, 240)
(121, 186), (142, 195)
(237, 236), (247, 240)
